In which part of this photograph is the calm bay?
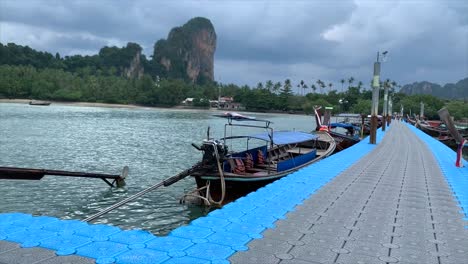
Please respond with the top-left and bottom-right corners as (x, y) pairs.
(0, 103), (317, 235)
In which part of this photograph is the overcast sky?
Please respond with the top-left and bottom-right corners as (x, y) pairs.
(0, 0), (467, 89)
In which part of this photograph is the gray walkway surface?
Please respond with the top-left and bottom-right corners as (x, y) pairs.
(230, 122), (468, 264)
(0, 240), (94, 263)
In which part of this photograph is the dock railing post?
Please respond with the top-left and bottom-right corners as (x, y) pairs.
(370, 52), (381, 144)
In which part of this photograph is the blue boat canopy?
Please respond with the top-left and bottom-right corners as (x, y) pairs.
(330, 122), (359, 130)
(248, 131), (318, 145)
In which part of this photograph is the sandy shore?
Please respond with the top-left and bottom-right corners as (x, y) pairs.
(0, 99), (148, 109)
(0, 99), (218, 112)
(0, 98), (307, 116)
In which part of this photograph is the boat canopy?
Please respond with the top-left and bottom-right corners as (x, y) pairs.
(248, 131), (318, 145)
(330, 123), (360, 130)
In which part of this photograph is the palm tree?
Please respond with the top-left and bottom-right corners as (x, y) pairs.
(328, 83), (333, 93)
(300, 80), (305, 95)
(265, 80), (273, 92)
(316, 80), (322, 94)
(357, 81), (363, 91)
(303, 84), (309, 95)
(311, 84), (317, 93)
(273, 81), (282, 94)
(390, 81), (397, 93)
(340, 79), (345, 93)
(297, 80), (308, 95)
(256, 82), (264, 90)
(348, 77), (354, 89)
(320, 81), (326, 94)
(283, 79), (292, 93)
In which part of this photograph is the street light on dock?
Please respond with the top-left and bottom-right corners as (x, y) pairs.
(370, 51), (387, 144)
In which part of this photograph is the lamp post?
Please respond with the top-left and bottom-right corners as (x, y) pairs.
(370, 51), (387, 144)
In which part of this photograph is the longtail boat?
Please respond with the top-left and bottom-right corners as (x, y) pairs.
(406, 115), (417, 125)
(313, 106), (360, 152)
(29, 100), (51, 106)
(182, 112), (336, 205)
(417, 121), (450, 137)
(438, 108), (467, 167)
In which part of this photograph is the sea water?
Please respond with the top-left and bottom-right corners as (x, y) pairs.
(0, 103), (317, 235)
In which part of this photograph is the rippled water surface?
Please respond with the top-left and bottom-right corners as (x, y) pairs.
(0, 103), (318, 235)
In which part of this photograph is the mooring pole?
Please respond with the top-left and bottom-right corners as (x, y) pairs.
(420, 101), (425, 120)
(370, 52), (381, 144)
(361, 114), (365, 138)
(382, 82), (388, 131)
(388, 96), (393, 125)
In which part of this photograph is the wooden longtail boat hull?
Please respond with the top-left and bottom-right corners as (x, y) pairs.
(328, 131), (359, 152)
(194, 176), (279, 203)
(186, 114), (336, 205)
(188, 127), (336, 204)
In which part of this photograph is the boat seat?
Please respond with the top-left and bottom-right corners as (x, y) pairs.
(257, 149), (266, 165)
(244, 153), (254, 170)
(268, 146), (291, 161)
(227, 158), (246, 174)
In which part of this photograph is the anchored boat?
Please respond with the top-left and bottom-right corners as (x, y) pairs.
(29, 100), (51, 106)
(182, 112), (336, 205)
(313, 106), (360, 152)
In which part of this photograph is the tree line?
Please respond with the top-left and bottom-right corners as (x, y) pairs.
(1, 64), (467, 119)
(1, 42), (466, 120)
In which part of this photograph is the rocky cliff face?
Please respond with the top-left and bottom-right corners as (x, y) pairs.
(124, 49), (144, 79)
(99, 42), (145, 79)
(400, 81), (441, 95)
(153, 17), (216, 84)
(400, 78), (468, 99)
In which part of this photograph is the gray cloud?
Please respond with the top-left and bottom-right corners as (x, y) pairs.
(0, 0), (466, 87)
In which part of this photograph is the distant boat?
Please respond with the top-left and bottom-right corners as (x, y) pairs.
(29, 100), (51, 106)
(314, 106), (360, 152)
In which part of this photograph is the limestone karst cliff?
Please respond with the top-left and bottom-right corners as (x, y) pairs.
(152, 17), (217, 84)
(400, 78), (468, 99)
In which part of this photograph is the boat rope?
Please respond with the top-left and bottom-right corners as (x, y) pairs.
(206, 141), (226, 206)
(179, 142), (226, 206)
(181, 185), (211, 205)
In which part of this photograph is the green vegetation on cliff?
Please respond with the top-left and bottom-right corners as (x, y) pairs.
(0, 42), (150, 77)
(0, 17), (216, 84)
(152, 17), (216, 84)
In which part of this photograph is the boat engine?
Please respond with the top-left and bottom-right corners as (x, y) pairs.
(197, 139), (228, 166)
